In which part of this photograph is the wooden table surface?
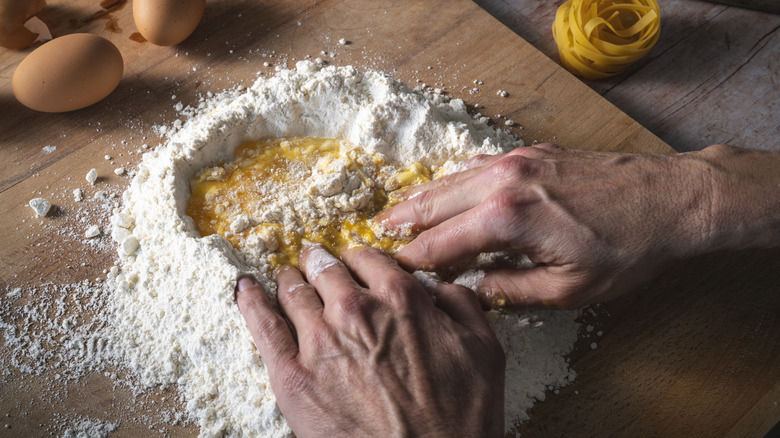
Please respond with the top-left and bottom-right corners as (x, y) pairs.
(475, 0), (780, 153)
(0, 1), (778, 437)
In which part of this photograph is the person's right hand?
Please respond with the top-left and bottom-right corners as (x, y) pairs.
(378, 143), (780, 309)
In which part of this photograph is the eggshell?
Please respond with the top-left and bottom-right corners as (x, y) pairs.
(0, 0), (46, 49)
(133, 0), (206, 46)
(12, 33), (123, 113)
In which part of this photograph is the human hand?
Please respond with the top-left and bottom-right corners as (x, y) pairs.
(235, 244), (505, 438)
(378, 143), (780, 309)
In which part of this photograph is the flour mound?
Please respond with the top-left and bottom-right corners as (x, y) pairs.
(108, 62), (578, 436)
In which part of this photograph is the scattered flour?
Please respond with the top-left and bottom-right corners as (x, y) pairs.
(29, 197), (52, 217)
(105, 62), (580, 436)
(85, 225), (101, 239)
(86, 169), (98, 186)
(61, 417), (118, 438)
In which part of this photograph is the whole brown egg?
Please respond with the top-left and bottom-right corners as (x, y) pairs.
(133, 0), (207, 46)
(12, 33), (124, 112)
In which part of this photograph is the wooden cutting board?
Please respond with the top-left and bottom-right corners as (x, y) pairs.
(0, 0), (777, 437)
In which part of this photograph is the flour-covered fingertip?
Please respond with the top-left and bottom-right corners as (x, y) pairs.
(301, 243), (341, 282)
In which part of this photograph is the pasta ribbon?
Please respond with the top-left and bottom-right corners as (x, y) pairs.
(552, 0), (661, 79)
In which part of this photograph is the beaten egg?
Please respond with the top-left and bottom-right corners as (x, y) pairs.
(12, 33), (123, 113)
(133, 0), (206, 46)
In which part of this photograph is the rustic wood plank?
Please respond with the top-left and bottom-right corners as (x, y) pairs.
(516, 249), (780, 437)
(473, 0), (780, 153)
(708, 0), (780, 14)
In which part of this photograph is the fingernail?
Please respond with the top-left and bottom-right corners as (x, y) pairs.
(234, 274), (258, 301)
(412, 270), (441, 297)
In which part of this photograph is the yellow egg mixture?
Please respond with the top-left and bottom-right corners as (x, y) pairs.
(187, 137), (432, 267)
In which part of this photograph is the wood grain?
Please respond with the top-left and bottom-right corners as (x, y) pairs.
(0, 0), (777, 437)
(708, 0), (780, 14)
(474, 0), (780, 153)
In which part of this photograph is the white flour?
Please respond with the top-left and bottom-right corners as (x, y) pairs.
(61, 417), (118, 438)
(105, 62), (580, 436)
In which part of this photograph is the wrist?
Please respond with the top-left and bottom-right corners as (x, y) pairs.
(684, 144), (780, 254)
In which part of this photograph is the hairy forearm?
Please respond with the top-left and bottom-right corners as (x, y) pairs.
(691, 144), (780, 253)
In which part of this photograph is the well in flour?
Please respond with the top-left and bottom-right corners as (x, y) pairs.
(186, 137), (433, 268)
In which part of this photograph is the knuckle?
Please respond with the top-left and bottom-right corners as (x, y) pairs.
(485, 188), (525, 222)
(508, 143), (561, 159)
(280, 283), (316, 305)
(489, 154), (541, 183)
(465, 153), (493, 168)
(377, 275), (421, 309)
(506, 146), (540, 159)
(334, 290), (374, 319)
(409, 189), (438, 224)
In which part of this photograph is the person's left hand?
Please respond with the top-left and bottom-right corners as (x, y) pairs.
(235, 244), (506, 438)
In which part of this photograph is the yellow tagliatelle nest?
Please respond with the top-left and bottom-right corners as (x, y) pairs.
(552, 0), (660, 79)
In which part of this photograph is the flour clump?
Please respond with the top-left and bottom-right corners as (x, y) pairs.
(28, 197), (52, 217)
(108, 61), (579, 436)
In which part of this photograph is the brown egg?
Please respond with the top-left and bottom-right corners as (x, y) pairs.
(12, 33), (123, 113)
(133, 0), (206, 46)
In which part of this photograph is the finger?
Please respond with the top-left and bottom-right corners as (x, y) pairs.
(276, 265), (324, 339)
(235, 275), (299, 368)
(381, 151), (553, 236)
(392, 160), (488, 201)
(377, 166), (498, 234)
(300, 244), (364, 307)
(377, 165), (485, 232)
(340, 245), (430, 303)
(429, 280), (493, 334)
(394, 188), (535, 271)
(393, 150), (517, 203)
(477, 267), (583, 309)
